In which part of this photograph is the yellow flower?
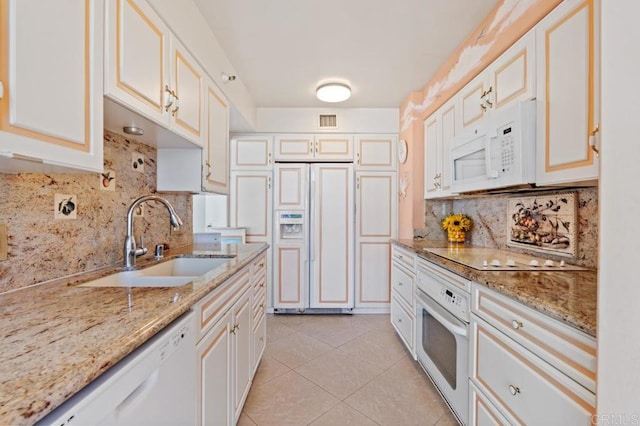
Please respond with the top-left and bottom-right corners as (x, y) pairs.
(442, 213), (473, 231)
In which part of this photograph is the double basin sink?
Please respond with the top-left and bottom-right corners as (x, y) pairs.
(80, 256), (234, 288)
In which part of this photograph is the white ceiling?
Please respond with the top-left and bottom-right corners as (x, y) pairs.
(193, 0), (498, 109)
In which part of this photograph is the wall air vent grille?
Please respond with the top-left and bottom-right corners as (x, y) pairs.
(318, 114), (338, 129)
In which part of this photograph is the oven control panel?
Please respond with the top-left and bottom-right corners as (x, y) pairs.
(417, 266), (470, 322)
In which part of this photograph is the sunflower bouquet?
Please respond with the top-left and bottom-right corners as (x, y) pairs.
(442, 213), (473, 243)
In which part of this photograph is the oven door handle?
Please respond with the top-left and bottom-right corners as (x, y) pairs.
(416, 290), (468, 338)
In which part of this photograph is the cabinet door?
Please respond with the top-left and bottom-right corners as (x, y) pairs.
(232, 289), (253, 422)
(355, 171), (396, 308)
(314, 135), (353, 161)
(197, 310), (232, 426)
(0, 0), (103, 173)
(309, 164), (354, 309)
(231, 137), (273, 169)
(274, 163), (306, 210)
(439, 99), (457, 194)
(535, 0), (599, 185)
(105, 0), (170, 126)
(170, 35), (205, 147)
(355, 135), (397, 170)
(203, 81), (229, 194)
(459, 72), (488, 131)
(230, 171), (272, 241)
(423, 115), (440, 198)
(274, 134), (314, 161)
(487, 30), (535, 113)
(469, 381), (511, 426)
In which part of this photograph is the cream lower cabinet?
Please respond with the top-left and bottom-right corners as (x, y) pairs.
(535, 0), (599, 185)
(0, 0), (103, 173)
(390, 245), (416, 358)
(355, 172), (396, 309)
(469, 283), (596, 425)
(195, 258), (266, 426)
(251, 254), (267, 372)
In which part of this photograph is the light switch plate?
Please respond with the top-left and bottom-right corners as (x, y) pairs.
(0, 223), (8, 261)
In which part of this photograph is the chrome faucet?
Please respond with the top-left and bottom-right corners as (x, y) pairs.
(123, 195), (183, 269)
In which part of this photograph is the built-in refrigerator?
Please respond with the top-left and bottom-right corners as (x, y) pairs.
(273, 163), (354, 311)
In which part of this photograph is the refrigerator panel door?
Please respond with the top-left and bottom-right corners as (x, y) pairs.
(274, 164), (307, 210)
(309, 164), (354, 309)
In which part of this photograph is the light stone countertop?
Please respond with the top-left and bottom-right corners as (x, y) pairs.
(394, 239), (597, 337)
(0, 243), (268, 425)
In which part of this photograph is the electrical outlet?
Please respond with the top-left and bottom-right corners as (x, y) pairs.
(0, 223), (8, 261)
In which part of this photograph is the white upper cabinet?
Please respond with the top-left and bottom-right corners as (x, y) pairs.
(535, 0), (599, 185)
(354, 135), (397, 170)
(424, 97), (456, 199)
(0, 0), (104, 173)
(460, 29), (535, 132)
(203, 80), (230, 194)
(275, 134), (353, 161)
(231, 136), (273, 170)
(105, 0), (204, 148)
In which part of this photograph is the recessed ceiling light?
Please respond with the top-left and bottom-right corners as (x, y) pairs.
(316, 83), (351, 103)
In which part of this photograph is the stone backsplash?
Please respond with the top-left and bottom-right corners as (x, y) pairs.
(0, 131), (192, 293)
(417, 187), (599, 268)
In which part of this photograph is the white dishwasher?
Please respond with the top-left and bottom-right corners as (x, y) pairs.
(39, 311), (196, 426)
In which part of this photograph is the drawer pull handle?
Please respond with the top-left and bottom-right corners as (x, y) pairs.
(397, 318), (402, 323)
(509, 385), (520, 396)
(260, 283), (265, 288)
(397, 282), (403, 287)
(512, 320), (524, 330)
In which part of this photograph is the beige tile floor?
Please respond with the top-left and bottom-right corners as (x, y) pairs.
(239, 314), (458, 426)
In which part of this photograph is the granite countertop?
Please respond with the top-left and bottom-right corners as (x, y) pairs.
(394, 239), (597, 337)
(0, 243), (268, 425)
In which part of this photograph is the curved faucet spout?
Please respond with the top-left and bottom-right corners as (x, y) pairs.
(124, 195), (183, 269)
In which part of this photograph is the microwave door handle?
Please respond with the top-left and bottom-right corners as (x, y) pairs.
(485, 136), (500, 179)
(417, 290), (467, 338)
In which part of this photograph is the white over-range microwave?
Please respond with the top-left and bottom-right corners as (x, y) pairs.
(450, 99), (536, 193)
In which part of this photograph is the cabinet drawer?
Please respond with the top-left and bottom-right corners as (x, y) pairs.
(251, 254), (267, 284)
(196, 267), (251, 340)
(391, 262), (414, 308)
(470, 381), (510, 426)
(253, 285), (266, 320)
(391, 295), (414, 353)
(471, 316), (595, 425)
(253, 312), (266, 371)
(472, 284), (596, 392)
(391, 245), (416, 271)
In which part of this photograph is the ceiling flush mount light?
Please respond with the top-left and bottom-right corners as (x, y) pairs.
(316, 83), (351, 103)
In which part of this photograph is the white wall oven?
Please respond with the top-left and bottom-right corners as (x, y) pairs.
(415, 258), (471, 424)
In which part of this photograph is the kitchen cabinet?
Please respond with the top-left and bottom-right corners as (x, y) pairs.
(459, 29), (535, 131)
(156, 78), (230, 193)
(469, 283), (596, 425)
(355, 171), (397, 309)
(0, 0), (103, 173)
(231, 136), (273, 170)
(195, 262), (261, 426)
(390, 245), (416, 357)
(251, 254), (267, 373)
(424, 97), (456, 198)
(105, 0), (205, 148)
(535, 0), (599, 185)
(203, 82), (230, 194)
(274, 134), (353, 161)
(354, 135), (397, 170)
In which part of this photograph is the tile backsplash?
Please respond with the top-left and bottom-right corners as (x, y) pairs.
(0, 131), (192, 293)
(417, 187), (599, 268)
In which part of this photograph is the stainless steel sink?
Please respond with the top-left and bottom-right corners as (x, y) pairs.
(79, 256), (234, 288)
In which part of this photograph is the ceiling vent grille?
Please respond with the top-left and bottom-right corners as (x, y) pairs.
(318, 114), (338, 129)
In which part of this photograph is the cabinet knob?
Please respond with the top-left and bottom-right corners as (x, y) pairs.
(508, 385), (520, 396)
(259, 303), (264, 309)
(512, 320), (524, 330)
(397, 282), (403, 287)
(397, 318), (403, 323)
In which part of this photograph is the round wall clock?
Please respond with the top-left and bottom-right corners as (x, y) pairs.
(398, 139), (408, 164)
